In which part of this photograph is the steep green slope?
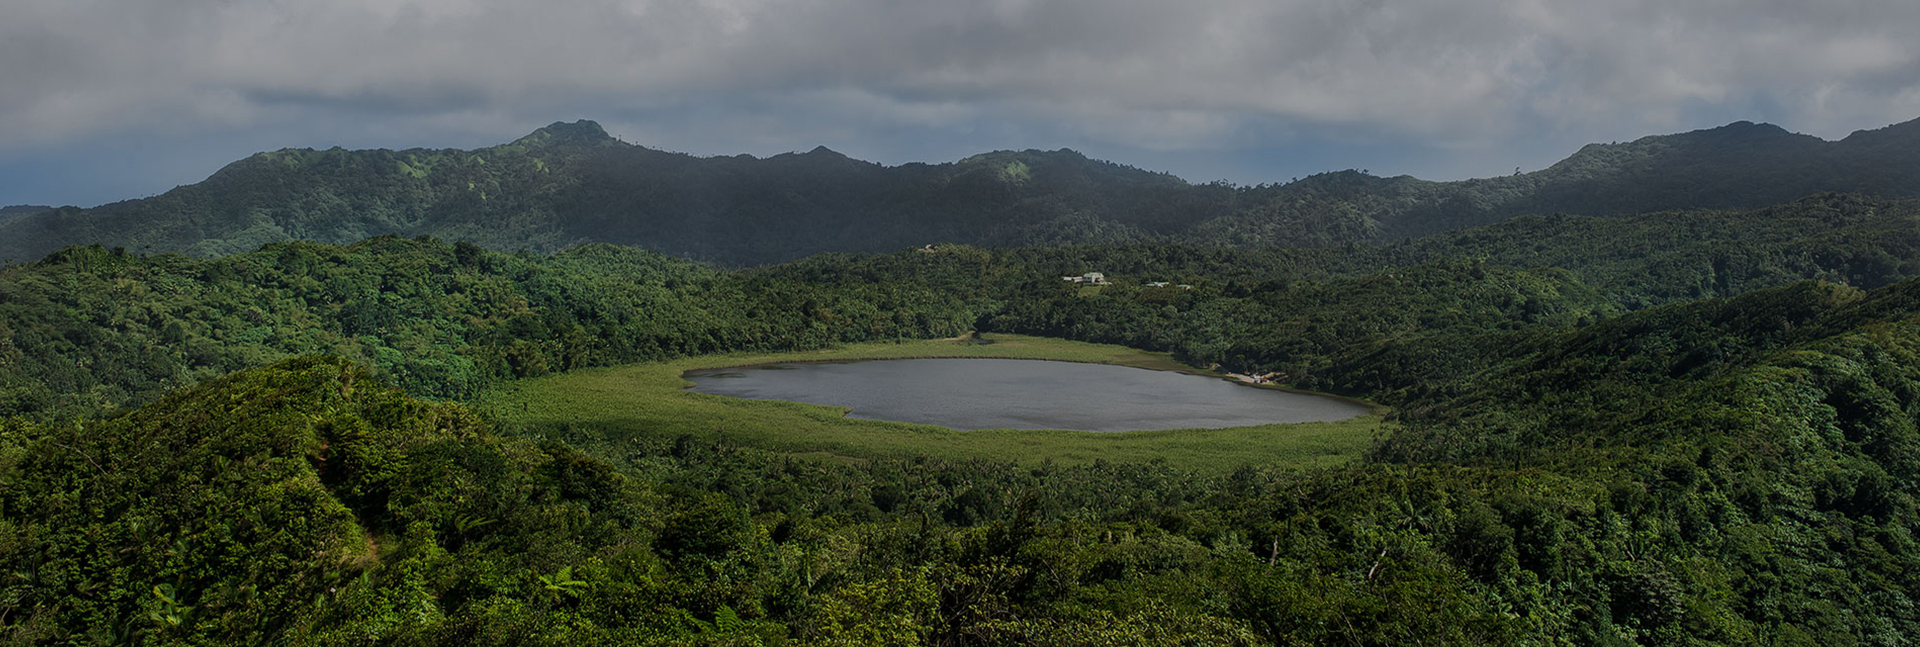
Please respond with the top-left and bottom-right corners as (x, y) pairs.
(4, 118), (1918, 266)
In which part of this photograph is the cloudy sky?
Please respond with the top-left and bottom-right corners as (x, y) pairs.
(4, 0), (1919, 207)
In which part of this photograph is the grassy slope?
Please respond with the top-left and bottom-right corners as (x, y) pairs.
(476, 333), (1388, 472)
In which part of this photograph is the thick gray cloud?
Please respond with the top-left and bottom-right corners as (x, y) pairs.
(4, 0), (1919, 200)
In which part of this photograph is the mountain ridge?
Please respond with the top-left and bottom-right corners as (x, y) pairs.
(3, 117), (1917, 265)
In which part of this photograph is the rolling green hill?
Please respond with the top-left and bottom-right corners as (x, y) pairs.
(4, 118), (1918, 266)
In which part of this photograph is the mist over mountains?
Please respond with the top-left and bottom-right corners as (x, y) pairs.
(4, 118), (1918, 266)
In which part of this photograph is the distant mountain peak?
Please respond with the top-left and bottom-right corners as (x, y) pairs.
(1691, 120), (1796, 139)
(511, 120), (619, 148)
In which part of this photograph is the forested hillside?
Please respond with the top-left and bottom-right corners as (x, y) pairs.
(4, 118), (1918, 266)
(5, 233), (1920, 644)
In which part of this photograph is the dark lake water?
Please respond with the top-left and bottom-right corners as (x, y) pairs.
(683, 358), (1369, 432)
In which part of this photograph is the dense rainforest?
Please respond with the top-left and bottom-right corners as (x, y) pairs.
(5, 118), (1920, 266)
(2, 188), (1920, 644)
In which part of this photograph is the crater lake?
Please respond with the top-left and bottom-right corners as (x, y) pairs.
(684, 358), (1370, 432)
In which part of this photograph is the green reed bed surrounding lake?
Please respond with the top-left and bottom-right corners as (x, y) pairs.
(477, 333), (1389, 472)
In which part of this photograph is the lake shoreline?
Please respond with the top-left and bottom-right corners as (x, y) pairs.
(474, 332), (1392, 472)
(685, 356), (1372, 432)
(673, 333), (1388, 416)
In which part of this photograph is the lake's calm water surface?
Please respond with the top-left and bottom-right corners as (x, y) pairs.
(683, 358), (1368, 432)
